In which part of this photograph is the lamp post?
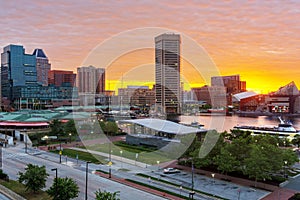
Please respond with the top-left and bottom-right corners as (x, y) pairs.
(85, 161), (91, 200)
(157, 160), (160, 171)
(179, 185), (182, 195)
(120, 150), (123, 168)
(212, 173), (215, 184)
(69, 133), (72, 143)
(284, 160), (288, 179)
(51, 168), (58, 199)
(24, 129), (27, 153)
(59, 140), (62, 164)
(189, 160), (195, 200)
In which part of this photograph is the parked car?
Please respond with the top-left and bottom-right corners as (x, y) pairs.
(163, 168), (180, 174)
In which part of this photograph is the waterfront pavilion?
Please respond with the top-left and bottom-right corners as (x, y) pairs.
(119, 118), (206, 148)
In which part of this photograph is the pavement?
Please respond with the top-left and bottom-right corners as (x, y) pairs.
(65, 146), (272, 199)
(35, 141), (300, 200)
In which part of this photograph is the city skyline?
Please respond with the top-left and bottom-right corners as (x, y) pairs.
(1, 1), (299, 93)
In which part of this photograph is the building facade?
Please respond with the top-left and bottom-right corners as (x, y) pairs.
(191, 85), (227, 108)
(155, 33), (181, 115)
(33, 49), (51, 86)
(1, 44), (78, 110)
(118, 86), (155, 107)
(211, 74), (246, 105)
(48, 70), (76, 87)
(1, 44), (37, 101)
(77, 66), (105, 94)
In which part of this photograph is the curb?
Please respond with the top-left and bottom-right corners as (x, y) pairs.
(0, 183), (26, 200)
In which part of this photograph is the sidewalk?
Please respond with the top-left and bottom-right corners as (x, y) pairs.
(169, 162), (297, 200)
(262, 188), (296, 200)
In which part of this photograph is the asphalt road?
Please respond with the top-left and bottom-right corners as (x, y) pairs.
(2, 145), (167, 200)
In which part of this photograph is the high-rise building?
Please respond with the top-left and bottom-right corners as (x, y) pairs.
(1, 44), (78, 110)
(1, 44), (37, 101)
(77, 66), (105, 94)
(33, 49), (51, 86)
(48, 70), (76, 87)
(155, 33), (181, 115)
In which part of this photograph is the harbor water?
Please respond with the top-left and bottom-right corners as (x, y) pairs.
(180, 115), (300, 132)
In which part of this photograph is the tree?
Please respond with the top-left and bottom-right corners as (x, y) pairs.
(292, 135), (300, 148)
(63, 119), (78, 136)
(106, 121), (119, 135)
(213, 144), (239, 175)
(50, 119), (64, 136)
(18, 164), (49, 193)
(95, 189), (120, 200)
(243, 144), (271, 186)
(47, 177), (79, 200)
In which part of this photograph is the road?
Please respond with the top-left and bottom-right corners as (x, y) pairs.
(1, 143), (272, 200)
(2, 144), (167, 200)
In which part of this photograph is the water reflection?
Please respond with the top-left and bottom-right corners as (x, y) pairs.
(180, 115), (300, 132)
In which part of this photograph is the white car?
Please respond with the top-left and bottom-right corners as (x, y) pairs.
(163, 168), (180, 174)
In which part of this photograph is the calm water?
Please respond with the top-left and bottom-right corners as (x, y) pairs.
(180, 115), (300, 132)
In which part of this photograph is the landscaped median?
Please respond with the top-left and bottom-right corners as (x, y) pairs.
(50, 148), (106, 164)
(93, 171), (185, 200)
(0, 180), (51, 200)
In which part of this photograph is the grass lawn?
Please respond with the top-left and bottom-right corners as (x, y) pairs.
(50, 149), (107, 164)
(84, 142), (178, 165)
(0, 180), (52, 200)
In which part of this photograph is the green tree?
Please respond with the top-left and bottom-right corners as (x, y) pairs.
(47, 177), (79, 200)
(95, 189), (120, 200)
(243, 144), (271, 186)
(18, 164), (49, 193)
(213, 144), (239, 175)
(106, 121), (119, 135)
(63, 119), (77, 136)
(281, 149), (299, 168)
(193, 130), (225, 168)
(50, 119), (64, 136)
(292, 135), (300, 148)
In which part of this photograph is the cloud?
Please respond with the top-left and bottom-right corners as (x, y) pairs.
(0, 0), (299, 91)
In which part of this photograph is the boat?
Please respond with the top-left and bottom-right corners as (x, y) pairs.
(232, 117), (300, 140)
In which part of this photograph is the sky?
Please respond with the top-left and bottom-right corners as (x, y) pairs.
(1, 0), (299, 93)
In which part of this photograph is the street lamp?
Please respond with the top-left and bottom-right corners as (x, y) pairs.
(59, 140), (62, 164)
(85, 161), (91, 200)
(211, 173), (215, 184)
(51, 168), (58, 199)
(120, 150), (123, 168)
(284, 160), (288, 179)
(157, 160), (160, 171)
(189, 160), (195, 200)
(69, 133), (72, 143)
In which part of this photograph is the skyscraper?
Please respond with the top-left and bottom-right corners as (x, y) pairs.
(155, 33), (181, 116)
(1, 44), (37, 100)
(33, 49), (51, 86)
(77, 66), (105, 94)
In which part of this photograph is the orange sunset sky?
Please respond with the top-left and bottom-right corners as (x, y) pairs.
(1, 1), (299, 94)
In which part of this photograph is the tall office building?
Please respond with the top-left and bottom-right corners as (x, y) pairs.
(1, 44), (37, 100)
(77, 66), (105, 94)
(155, 33), (181, 115)
(33, 49), (51, 86)
(48, 70), (76, 87)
